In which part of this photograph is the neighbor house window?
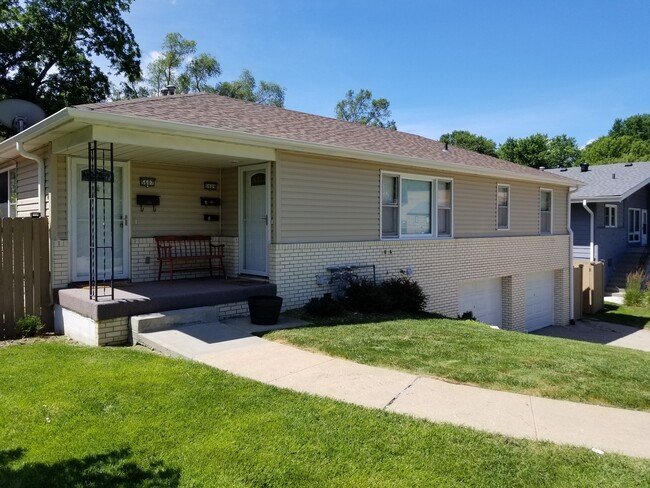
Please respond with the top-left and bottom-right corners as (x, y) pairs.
(496, 184), (510, 230)
(629, 208), (641, 242)
(605, 204), (617, 228)
(540, 189), (552, 234)
(0, 168), (16, 218)
(381, 173), (452, 239)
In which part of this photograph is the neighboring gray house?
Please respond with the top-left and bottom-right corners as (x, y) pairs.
(548, 162), (650, 286)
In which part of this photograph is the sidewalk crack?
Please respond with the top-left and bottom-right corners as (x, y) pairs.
(384, 376), (420, 409)
(528, 396), (540, 440)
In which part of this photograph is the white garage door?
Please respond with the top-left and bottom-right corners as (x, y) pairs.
(525, 271), (554, 332)
(458, 277), (503, 327)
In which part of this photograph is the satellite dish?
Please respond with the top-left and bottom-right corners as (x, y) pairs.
(0, 99), (46, 133)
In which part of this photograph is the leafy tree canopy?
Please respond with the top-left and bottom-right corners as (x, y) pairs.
(216, 69), (285, 107)
(583, 135), (650, 165)
(497, 133), (581, 168)
(0, 0), (141, 119)
(439, 130), (497, 157)
(143, 32), (221, 96)
(335, 89), (397, 130)
(609, 114), (650, 141)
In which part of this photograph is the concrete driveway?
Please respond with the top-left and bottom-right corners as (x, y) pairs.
(533, 319), (650, 353)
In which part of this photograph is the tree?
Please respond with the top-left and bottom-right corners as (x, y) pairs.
(497, 133), (581, 168)
(546, 135), (582, 167)
(216, 69), (285, 107)
(583, 135), (650, 165)
(181, 53), (221, 93)
(581, 114), (650, 165)
(158, 32), (196, 87)
(0, 0), (141, 120)
(335, 89), (397, 130)
(609, 114), (650, 141)
(439, 130), (497, 157)
(497, 133), (549, 168)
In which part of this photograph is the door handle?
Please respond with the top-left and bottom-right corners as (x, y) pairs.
(124, 214), (128, 226)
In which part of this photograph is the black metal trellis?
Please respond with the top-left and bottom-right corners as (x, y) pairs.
(86, 141), (114, 300)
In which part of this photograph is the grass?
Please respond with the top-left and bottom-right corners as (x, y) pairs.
(589, 303), (650, 329)
(1, 341), (650, 486)
(266, 313), (650, 411)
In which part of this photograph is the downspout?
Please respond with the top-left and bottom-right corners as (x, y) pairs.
(16, 142), (45, 216)
(582, 199), (595, 262)
(567, 189), (577, 325)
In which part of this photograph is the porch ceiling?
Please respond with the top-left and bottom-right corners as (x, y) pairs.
(51, 123), (275, 168)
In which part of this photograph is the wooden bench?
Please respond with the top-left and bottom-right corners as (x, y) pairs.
(155, 235), (226, 281)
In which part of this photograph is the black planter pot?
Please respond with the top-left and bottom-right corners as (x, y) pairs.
(248, 295), (283, 325)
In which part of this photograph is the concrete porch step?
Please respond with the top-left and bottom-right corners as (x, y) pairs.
(131, 305), (221, 344)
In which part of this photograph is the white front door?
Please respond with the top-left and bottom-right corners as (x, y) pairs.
(643, 210), (648, 246)
(70, 159), (130, 282)
(240, 165), (269, 276)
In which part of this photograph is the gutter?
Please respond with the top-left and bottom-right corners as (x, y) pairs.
(582, 199), (595, 262)
(16, 142), (45, 216)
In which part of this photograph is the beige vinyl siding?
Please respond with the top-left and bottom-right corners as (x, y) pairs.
(276, 151), (569, 242)
(15, 157), (39, 216)
(220, 166), (238, 237)
(130, 162), (222, 238)
(277, 153), (379, 243)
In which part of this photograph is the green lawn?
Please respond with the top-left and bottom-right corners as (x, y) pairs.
(2, 341), (650, 486)
(589, 303), (650, 329)
(266, 314), (650, 411)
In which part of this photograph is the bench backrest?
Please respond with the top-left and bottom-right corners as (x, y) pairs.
(155, 235), (216, 258)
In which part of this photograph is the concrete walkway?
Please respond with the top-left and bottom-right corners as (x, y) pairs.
(139, 317), (650, 459)
(535, 319), (650, 353)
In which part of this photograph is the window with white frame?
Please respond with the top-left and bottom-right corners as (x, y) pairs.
(540, 189), (552, 234)
(0, 168), (16, 218)
(381, 173), (452, 239)
(496, 184), (510, 230)
(629, 208), (641, 242)
(605, 204), (617, 228)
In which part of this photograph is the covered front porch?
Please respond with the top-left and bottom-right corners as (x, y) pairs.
(55, 277), (276, 346)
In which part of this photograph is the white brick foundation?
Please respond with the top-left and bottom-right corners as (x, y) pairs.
(269, 235), (571, 331)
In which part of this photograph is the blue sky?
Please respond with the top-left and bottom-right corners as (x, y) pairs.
(121, 0), (650, 147)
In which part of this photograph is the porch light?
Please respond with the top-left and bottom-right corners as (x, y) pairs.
(140, 177), (156, 188)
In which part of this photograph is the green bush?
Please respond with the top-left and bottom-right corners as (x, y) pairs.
(17, 315), (45, 337)
(380, 276), (428, 314)
(345, 279), (394, 313)
(624, 269), (646, 306)
(304, 295), (345, 317)
(457, 311), (477, 321)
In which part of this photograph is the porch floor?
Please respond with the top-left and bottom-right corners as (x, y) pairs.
(56, 277), (277, 321)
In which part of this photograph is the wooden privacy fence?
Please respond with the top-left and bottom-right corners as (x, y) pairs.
(0, 217), (51, 339)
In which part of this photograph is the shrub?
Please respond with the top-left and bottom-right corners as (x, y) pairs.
(17, 315), (45, 337)
(624, 269), (646, 306)
(345, 279), (394, 313)
(304, 295), (345, 317)
(457, 311), (477, 321)
(381, 276), (428, 314)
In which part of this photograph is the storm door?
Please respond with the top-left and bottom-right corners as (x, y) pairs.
(69, 159), (129, 282)
(240, 164), (269, 276)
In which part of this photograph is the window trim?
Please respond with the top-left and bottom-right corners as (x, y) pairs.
(605, 204), (617, 228)
(540, 188), (553, 235)
(0, 165), (17, 218)
(380, 171), (454, 240)
(629, 208), (641, 243)
(496, 184), (510, 231)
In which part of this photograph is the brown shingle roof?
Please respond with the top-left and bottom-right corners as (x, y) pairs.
(75, 93), (573, 184)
